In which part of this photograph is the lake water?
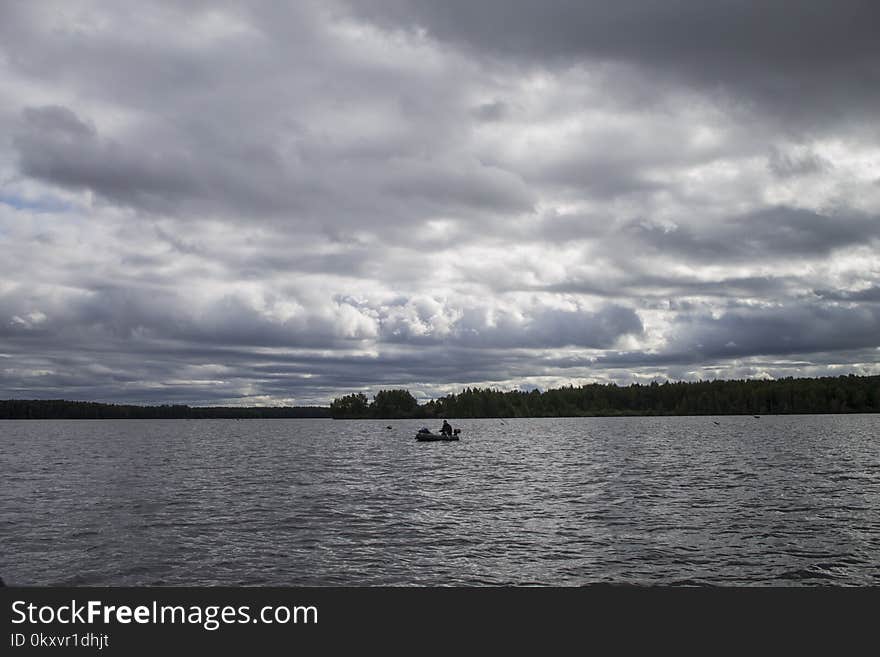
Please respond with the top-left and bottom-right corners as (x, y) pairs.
(1, 415), (878, 586)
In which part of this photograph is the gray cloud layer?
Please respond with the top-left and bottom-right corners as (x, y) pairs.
(350, 0), (880, 127)
(1, 1), (879, 404)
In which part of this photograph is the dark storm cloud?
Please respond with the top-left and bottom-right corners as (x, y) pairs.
(540, 274), (796, 301)
(14, 105), (310, 217)
(350, 0), (880, 126)
(668, 303), (880, 360)
(380, 159), (535, 214)
(13, 101), (534, 225)
(590, 346), (880, 375)
(620, 206), (880, 261)
(812, 286), (880, 303)
(767, 147), (833, 179)
(581, 302), (880, 371)
(379, 302), (642, 349)
(471, 100), (509, 122)
(1, 283), (371, 350)
(15, 106), (196, 210)
(529, 153), (663, 200)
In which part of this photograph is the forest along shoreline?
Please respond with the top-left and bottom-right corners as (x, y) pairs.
(2, 374), (878, 419)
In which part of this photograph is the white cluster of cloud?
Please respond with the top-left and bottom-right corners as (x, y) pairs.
(1, 1), (879, 404)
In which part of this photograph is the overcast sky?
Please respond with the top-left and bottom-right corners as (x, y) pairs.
(2, 1), (879, 405)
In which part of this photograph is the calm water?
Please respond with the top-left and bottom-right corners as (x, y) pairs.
(1, 415), (878, 586)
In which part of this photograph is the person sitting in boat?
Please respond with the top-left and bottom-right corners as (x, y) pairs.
(440, 420), (453, 436)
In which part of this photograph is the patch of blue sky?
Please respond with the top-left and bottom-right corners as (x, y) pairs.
(0, 193), (75, 214)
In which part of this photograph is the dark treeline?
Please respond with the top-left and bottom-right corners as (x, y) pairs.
(0, 400), (331, 420)
(5, 374), (879, 420)
(330, 375), (880, 419)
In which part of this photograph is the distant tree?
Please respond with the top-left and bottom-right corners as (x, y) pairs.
(329, 393), (370, 419)
(371, 389), (419, 418)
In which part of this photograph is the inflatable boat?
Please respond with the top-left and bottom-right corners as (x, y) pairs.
(415, 428), (460, 441)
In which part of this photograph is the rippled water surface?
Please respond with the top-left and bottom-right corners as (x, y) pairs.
(1, 415), (878, 586)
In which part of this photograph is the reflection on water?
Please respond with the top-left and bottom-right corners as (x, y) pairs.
(1, 415), (878, 585)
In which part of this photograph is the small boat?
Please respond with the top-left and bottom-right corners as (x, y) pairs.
(415, 427), (460, 441)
